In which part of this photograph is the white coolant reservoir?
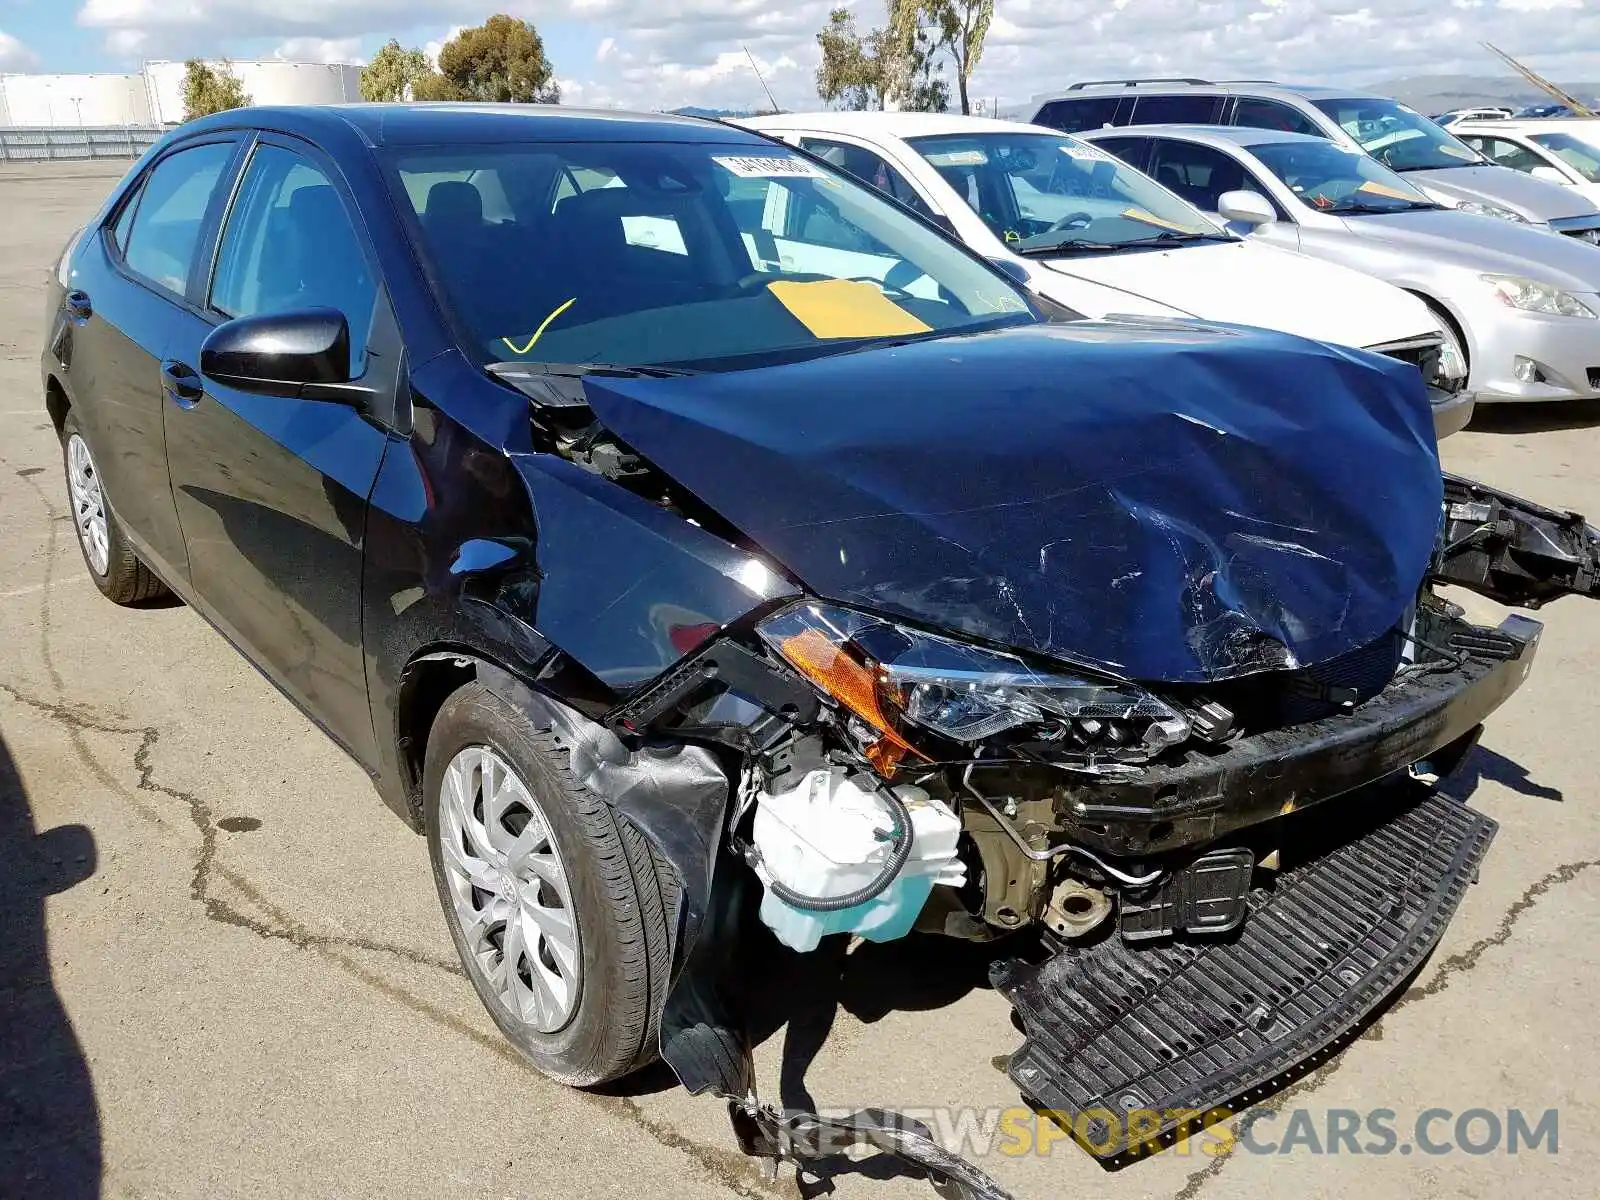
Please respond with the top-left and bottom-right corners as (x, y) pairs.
(750, 767), (966, 953)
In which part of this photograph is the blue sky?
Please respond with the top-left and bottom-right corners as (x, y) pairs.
(3, 2), (1599, 114)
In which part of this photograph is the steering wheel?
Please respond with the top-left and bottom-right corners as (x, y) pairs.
(1047, 210), (1095, 232)
(729, 270), (831, 295)
(845, 275), (918, 301)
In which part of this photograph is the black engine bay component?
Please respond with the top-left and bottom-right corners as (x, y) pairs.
(995, 788), (1497, 1158)
(1434, 473), (1600, 606)
(1117, 846), (1256, 941)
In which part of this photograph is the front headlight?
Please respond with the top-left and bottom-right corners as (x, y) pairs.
(757, 602), (1190, 774)
(1482, 273), (1598, 318)
(1455, 199), (1529, 224)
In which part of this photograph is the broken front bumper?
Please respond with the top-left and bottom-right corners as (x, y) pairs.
(996, 789), (1498, 1158)
(1037, 614), (1542, 859)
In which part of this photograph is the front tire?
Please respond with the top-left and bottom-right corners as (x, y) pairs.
(423, 682), (676, 1086)
(59, 412), (168, 605)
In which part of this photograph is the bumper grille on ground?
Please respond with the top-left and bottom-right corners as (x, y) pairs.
(994, 791), (1497, 1157)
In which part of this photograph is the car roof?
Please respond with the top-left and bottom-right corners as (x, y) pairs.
(180, 103), (761, 148)
(1080, 123), (1328, 151)
(739, 110), (1059, 140)
(1451, 117), (1600, 136)
(1031, 81), (1374, 106)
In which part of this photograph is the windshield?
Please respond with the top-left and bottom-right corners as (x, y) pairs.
(1251, 140), (1436, 213)
(1313, 98), (1486, 172)
(386, 141), (1036, 370)
(1529, 131), (1600, 183)
(904, 131), (1225, 254)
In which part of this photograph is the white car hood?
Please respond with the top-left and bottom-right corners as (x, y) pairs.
(1032, 239), (1437, 349)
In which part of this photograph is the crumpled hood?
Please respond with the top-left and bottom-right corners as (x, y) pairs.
(1040, 240), (1436, 348)
(583, 320), (1442, 684)
(1409, 162), (1600, 221)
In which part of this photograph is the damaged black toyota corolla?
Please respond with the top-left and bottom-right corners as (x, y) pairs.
(43, 105), (1600, 1197)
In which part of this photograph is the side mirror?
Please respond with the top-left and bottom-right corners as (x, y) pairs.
(200, 308), (352, 398)
(1217, 190), (1276, 227)
(1530, 165), (1571, 186)
(986, 257), (1032, 286)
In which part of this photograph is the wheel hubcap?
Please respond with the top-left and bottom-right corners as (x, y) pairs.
(439, 747), (581, 1033)
(66, 434), (109, 576)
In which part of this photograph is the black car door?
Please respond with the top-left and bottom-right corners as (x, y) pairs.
(161, 134), (396, 765)
(62, 137), (242, 584)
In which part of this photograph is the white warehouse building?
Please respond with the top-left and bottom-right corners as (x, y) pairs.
(0, 60), (361, 127)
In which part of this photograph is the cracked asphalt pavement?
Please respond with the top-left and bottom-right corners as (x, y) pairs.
(3, 160), (1599, 1200)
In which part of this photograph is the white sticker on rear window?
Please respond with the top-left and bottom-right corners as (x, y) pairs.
(1060, 144), (1112, 162)
(714, 155), (827, 179)
(923, 148), (989, 167)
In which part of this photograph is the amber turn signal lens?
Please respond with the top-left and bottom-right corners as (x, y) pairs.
(777, 628), (923, 774)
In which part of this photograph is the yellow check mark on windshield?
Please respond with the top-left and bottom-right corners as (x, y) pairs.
(503, 297), (577, 356)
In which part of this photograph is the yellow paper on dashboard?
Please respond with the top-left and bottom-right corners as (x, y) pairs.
(766, 279), (932, 339)
(1357, 180), (1418, 202)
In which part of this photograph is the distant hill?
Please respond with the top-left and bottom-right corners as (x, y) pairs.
(668, 106), (756, 119)
(1360, 74), (1600, 115)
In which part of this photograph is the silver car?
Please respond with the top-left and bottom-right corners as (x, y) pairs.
(1032, 81), (1600, 239)
(1084, 125), (1600, 406)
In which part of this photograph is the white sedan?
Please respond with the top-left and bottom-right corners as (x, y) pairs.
(1452, 119), (1600, 208)
(740, 111), (1471, 437)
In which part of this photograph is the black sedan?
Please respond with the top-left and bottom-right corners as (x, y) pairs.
(40, 104), (1600, 1192)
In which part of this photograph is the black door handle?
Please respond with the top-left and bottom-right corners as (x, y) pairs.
(65, 290), (92, 321)
(160, 359), (204, 405)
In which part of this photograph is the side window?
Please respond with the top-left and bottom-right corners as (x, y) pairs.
(1093, 136), (1152, 172)
(119, 142), (235, 298)
(1465, 136), (1544, 174)
(1230, 98), (1324, 137)
(210, 144), (377, 373)
(798, 138), (938, 220)
(1033, 97), (1124, 133)
(1147, 139), (1277, 214)
(1129, 94), (1224, 125)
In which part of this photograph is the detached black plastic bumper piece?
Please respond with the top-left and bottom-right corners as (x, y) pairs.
(993, 791), (1497, 1158)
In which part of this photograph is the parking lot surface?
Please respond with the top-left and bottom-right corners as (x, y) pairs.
(3, 160), (1598, 1200)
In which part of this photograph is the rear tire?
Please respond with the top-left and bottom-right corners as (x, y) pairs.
(59, 412), (168, 605)
(423, 681), (676, 1086)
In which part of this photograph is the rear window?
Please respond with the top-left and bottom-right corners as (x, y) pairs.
(1128, 94), (1224, 125)
(1032, 96), (1124, 133)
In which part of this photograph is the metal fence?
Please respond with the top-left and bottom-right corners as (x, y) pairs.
(0, 126), (164, 162)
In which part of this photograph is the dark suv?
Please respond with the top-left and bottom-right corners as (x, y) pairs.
(40, 103), (1600, 1189)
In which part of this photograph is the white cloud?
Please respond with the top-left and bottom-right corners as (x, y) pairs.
(66, 0), (1600, 111)
(273, 37), (364, 64)
(0, 29), (40, 71)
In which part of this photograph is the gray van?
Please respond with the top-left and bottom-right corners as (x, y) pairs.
(1029, 79), (1600, 241)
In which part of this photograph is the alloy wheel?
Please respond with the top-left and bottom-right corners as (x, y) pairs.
(66, 433), (109, 576)
(438, 746), (582, 1033)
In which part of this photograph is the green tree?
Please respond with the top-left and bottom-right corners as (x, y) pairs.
(817, 3), (951, 113)
(434, 14), (560, 103)
(924, 0), (993, 115)
(816, 7), (889, 110)
(359, 39), (434, 102)
(181, 59), (251, 121)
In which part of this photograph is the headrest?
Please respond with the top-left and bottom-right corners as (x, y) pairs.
(424, 180), (485, 227)
(289, 184), (346, 229)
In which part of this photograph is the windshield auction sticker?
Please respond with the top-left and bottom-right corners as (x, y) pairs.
(1061, 144), (1113, 162)
(714, 155), (827, 179)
